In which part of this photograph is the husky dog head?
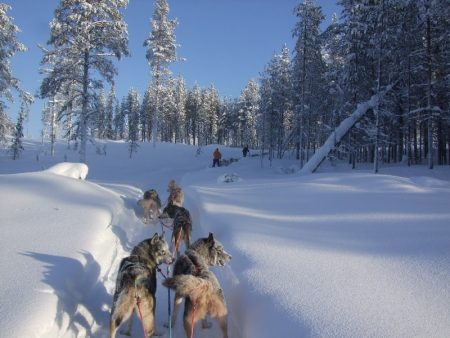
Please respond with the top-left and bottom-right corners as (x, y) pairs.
(150, 233), (174, 265)
(167, 179), (179, 192)
(132, 233), (173, 266)
(143, 189), (161, 207)
(167, 180), (184, 207)
(191, 233), (232, 267)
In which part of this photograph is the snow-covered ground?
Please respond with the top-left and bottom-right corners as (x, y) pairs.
(1, 139), (449, 338)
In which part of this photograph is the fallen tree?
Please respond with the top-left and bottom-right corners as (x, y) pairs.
(300, 87), (392, 174)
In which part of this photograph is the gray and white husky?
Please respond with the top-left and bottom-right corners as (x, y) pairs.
(138, 189), (162, 223)
(163, 233), (232, 338)
(109, 233), (173, 338)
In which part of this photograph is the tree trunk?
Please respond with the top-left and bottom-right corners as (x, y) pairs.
(152, 70), (160, 148)
(80, 50), (89, 164)
(426, 12), (433, 169)
(373, 0), (384, 173)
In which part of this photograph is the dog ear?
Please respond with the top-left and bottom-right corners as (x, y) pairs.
(150, 232), (158, 244)
(207, 232), (214, 243)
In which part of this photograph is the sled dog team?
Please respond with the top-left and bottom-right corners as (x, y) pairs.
(110, 180), (232, 338)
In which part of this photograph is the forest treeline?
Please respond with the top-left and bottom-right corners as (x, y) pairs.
(1, 0), (449, 168)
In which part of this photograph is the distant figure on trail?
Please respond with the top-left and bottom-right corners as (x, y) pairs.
(213, 148), (222, 167)
(242, 145), (249, 157)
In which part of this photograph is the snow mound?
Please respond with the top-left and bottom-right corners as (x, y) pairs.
(45, 162), (89, 180)
(217, 173), (243, 183)
(410, 176), (450, 188)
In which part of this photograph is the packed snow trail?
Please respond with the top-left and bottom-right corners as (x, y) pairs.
(88, 143), (245, 338)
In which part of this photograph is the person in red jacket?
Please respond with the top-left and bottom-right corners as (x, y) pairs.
(212, 148), (222, 167)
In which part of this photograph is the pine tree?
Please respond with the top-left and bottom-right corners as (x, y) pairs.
(292, 0), (325, 165)
(259, 55), (279, 163)
(239, 79), (260, 148)
(202, 85), (220, 145)
(105, 85), (116, 140)
(114, 96), (127, 140)
(94, 89), (107, 139)
(157, 76), (187, 143)
(11, 114), (23, 159)
(126, 88), (140, 157)
(415, 0), (450, 168)
(222, 97), (240, 147)
(259, 46), (293, 161)
(185, 84), (202, 145)
(144, 0), (180, 146)
(0, 3), (30, 144)
(172, 76), (187, 143)
(10, 101), (29, 159)
(159, 83), (172, 142)
(141, 85), (154, 142)
(321, 13), (346, 136)
(40, 0), (129, 163)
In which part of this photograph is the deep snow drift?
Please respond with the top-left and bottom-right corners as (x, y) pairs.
(1, 139), (449, 337)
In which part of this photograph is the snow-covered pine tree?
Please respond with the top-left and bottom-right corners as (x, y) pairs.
(40, 0), (129, 163)
(94, 89), (107, 139)
(415, 0), (450, 168)
(275, 45), (294, 158)
(292, 0), (325, 165)
(104, 85), (116, 140)
(321, 13), (346, 152)
(144, 0), (180, 146)
(10, 100), (30, 159)
(258, 46), (293, 161)
(10, 112), (23, 159)
(337, 1), (377, 167)
(238, 79), (260, 148)
(369, 0), (410, 171)
(159, 83), (173, 142)
(140, 85), (154, 142)
(372, 0), (386, 173)
(370, 1), (408, 166)
(0, 3), (30, 144)
(432, 1), (450, 165)
(185, 84), (202, 145)
(203, 85), (220, 145)
(217, 96), (238, 146)
(172, 76), (187, 143)
(40, 95), (62, 156)
(126, 88), (140, 157)
(62, 86), (76, 148)
(259, 55), (278, 164)
(390, 0), (449, 167)
(112, 96), (125, 140)
(158, 76), (187, 143)
(196, 88), (208, 146)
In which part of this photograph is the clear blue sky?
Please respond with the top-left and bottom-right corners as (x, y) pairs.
(6, 0), (340, 138)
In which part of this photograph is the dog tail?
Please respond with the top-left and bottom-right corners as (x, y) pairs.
(163, 275), (215, 299)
